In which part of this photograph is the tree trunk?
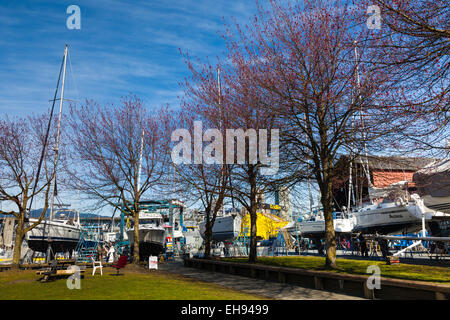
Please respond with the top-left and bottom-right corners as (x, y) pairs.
(204, 221), (212, 259)
(133, 211), (140, 263)
(248, 206), (258, 263)
(248, 178), (258, 263)
(204, 208), (213, 259)
(322, 177), (337, 269)
(11, 214), (25, 269)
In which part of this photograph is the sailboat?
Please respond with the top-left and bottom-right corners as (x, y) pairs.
(25, 45), (82, 254)
(352, 181), (450, 235)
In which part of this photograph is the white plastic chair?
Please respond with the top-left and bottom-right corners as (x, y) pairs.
(91, 256), (103, 276)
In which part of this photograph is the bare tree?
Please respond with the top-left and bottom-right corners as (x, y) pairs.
(373, 0), (449, 84)
(175, 163), (229, 258)
(172, 64), (233, 259)
(0, 115), (55, 267)
(181, 50), (290, 263)
(171, 149), (229, 259)
(66, 96), (171, 263)
(368, 0), (449, 154)
(218, 0), (416, 268)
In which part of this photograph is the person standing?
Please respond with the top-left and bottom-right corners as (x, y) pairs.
(107, 244), (116, 263)
(358, 232), (368, 257)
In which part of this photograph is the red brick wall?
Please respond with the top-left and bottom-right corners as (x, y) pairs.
(371, 170), (414, 188)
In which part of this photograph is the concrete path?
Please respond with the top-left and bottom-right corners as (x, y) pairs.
(159, 260), (365, 300)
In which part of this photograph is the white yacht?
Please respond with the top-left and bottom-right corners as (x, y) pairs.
(126, 210), (165, 257)
(353, 186), (450, 235)
(25, 211), (81, 253)
(199, 213), (242, 241)
(299, 211), (354, 239)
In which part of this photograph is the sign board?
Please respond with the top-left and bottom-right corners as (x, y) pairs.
(164, 236), (173, 252)
(139, 211), (163, 219)
(149, 256), (158, 270)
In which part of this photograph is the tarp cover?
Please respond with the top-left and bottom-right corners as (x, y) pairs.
(413, 159), (450, 197)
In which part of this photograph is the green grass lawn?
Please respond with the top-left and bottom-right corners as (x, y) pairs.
(223, 256), (450, 284)
(0, 265), (266, 300)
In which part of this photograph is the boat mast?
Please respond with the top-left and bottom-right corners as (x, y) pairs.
(354, 41), (373, 203)
(347, 155), (354, 214)
(137, 127), (145, 194)
(26, 47), (66, 219)
(304, 111), (314, 215)
(307, 175), (314, 214)
(49, 44), (68, 221)
(347, 42), (358, 214)
(217, 66), (231, 215)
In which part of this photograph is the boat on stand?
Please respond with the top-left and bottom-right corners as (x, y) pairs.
(346, 44), (450, 236)
(26, 209), (81, 254)
(352, 182), (450, 235)
(299, 211), (355, 239)
(199, 212), (242, 241)
(24, 45), (82, 258)
(126, 209), (166, 259)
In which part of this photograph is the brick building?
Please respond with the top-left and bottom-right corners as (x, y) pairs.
(332, 155), (435, 210)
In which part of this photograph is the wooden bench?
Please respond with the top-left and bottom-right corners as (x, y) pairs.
(36, 269), (86, 276)
(36, 261), (86, 282)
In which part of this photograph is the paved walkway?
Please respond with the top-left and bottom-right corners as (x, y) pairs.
(158, 260), (365, 300)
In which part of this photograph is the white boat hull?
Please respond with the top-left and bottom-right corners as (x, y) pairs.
(25, 219), (81, 253)
(183, 228), (203, 250)
(353, 205), (421, 235)
(354, 195), (450, 235)
(300, 218), (354, 238)
(126, 227), (165, 257)
(200, 215), (242, 241)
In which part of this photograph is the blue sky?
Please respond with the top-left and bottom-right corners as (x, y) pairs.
(0, 0), (260, 116)
(0, 0), (266, 214)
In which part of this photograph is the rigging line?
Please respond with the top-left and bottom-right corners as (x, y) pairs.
(49, 45), (68, 221)
(67, 49), (81, 104)
(26, 50), (65, 218)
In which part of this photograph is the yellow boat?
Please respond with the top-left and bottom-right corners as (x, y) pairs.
(239, 211), (289, 240)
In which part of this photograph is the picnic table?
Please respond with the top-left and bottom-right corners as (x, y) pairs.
(36, 261), (86, 282)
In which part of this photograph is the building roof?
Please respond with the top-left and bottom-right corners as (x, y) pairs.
(354, 155), (436, 171)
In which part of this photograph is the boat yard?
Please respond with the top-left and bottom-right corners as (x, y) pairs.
(1, 157), (450, 269)
(0, 0), (449, 308)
